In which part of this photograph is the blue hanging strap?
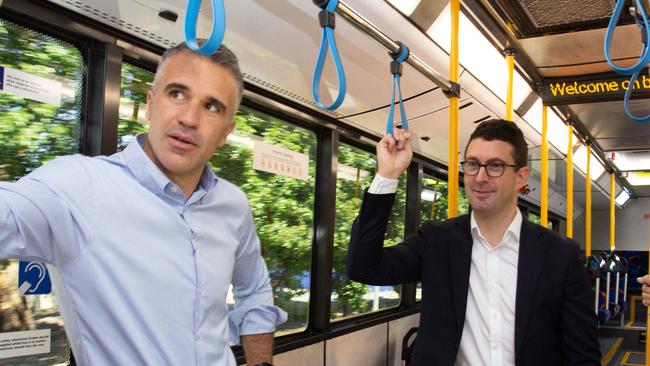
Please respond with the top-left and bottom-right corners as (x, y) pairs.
(605, 0), (650, 122)
(185, 0), (226, 56)
(311, 0), (347, 110)
(604, 0), (650, 75)
(386, 42), (410, 135)
(623, 70), (650, 122)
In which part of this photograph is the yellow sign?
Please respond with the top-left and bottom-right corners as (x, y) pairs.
(540, 73), (650, 104)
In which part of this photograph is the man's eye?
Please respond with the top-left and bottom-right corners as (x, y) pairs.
(169, 90), (185, 100)
(466, 162), (479, 168)
(487, 163), (504, 169)
(206, 103), (220, 113)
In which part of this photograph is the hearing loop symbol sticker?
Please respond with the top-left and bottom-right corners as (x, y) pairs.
(18, 261), (52, 295)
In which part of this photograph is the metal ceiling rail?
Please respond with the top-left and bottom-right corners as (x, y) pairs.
(335, 1), (458, 96)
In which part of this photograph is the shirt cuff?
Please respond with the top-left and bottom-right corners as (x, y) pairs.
(228, 305), (288, 344)
(368, 174), (399, 194)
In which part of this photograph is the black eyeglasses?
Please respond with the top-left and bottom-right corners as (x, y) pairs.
(460, 161), (520, 177)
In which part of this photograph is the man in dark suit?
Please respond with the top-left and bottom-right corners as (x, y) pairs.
(347, 119), (600, 365)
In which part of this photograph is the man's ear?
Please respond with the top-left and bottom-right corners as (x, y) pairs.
(516, 165), (530, 190)
(218, 120), (236, 148)
(145, 90), (153, 121)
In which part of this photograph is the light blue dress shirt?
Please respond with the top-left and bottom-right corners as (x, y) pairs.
(0, 134), (287, 366)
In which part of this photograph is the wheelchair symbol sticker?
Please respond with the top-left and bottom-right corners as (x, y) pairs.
(18, 261), (52, 295)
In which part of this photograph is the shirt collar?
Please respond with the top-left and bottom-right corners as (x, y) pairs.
(121, 134), (218, 198)
(470, 208), (523, 246)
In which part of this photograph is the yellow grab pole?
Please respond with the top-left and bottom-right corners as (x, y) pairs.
(504, 49), (515, 121)
(610, 173), (616, 250)
(448, 0), (460, 218)
(566, 124), (574, 238)
(540, 106), (549, 228)
(585, 143), (592, 257)
(644, 213), (650, 364)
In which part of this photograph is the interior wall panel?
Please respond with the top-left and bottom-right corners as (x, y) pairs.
(326, 323), (388, 366)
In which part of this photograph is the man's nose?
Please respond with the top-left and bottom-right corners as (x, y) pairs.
(178, 102), (200, 128)
(474, 165), (490, 182)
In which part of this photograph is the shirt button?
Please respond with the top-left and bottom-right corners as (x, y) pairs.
(171, 187), (178, 193)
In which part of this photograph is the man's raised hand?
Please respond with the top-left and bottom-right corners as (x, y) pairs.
(376, 129), (413, 180)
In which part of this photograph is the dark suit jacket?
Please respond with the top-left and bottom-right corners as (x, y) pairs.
(347, 191), (600, 366)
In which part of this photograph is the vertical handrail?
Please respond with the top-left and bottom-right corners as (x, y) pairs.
(504, 49), (515, 121)
(540, 106), (549, 228)
(610, 173), (616, 250)
(586, 143), (592, 256)
(566, 124), (574, 238)
(448, 0), (460, 218)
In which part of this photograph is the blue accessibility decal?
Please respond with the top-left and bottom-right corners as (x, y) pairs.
(18, 261), (52, 295)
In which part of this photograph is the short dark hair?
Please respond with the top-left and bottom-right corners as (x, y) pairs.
(466, 119), (528, 168)
(152, 42), (244, 112)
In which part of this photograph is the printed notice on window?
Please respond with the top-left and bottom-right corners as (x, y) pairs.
(253, 141), (309, 181)
(0, 66), (62, 106)
(0, 329), (51, 359)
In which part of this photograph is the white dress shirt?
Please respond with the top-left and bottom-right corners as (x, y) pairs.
(369, 174), (521, 366)
(456, 210), (521, 366)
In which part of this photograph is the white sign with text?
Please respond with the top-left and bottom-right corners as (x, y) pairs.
(0, 66), (62, 106)
(253, 141), (309, 181)
(0, 329), (51, 359)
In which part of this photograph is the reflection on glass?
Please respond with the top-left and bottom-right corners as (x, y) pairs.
(0, 18), (82, 365)
(212, 107), (316, 335)
(118, 64), (153, 150)
(331, 144), (404, 321)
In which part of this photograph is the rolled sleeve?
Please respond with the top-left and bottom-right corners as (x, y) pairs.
(228, 302), (288, 343)
(228, 206), (287, 344)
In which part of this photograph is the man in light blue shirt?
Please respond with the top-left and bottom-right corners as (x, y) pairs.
(0, 42), (286, 365)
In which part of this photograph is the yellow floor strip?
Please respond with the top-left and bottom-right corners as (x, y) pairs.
(630, 295), (642, 325)
(620, 351), (645, 365)
(602, 337), (623, 366)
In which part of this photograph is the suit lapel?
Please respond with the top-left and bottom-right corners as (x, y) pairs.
(514, 220), (549, 357)
(450, 216), (473, 336)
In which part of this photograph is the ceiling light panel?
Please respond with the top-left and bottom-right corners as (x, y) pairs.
(611, 151), (650, 171)
(573, 144), (605, 179)
(426, 4), (532, 109)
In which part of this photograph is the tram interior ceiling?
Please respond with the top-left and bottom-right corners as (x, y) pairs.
(460, 0), (650, 202)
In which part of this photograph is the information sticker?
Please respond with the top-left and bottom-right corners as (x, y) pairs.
(0, 66), (62, 106)
(253, 141), (309, 181)
(0, 329), (51, 359)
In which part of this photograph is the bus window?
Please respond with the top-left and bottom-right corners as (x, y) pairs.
(118, 63), (152, 150)
(528, 211), (541, 224)
(212, 106), (316, 335)
(331, 144), (404, 320)
(0, 18), (82, 365)
(420, 174), (449, 223)
(458, 187), (470, 215)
